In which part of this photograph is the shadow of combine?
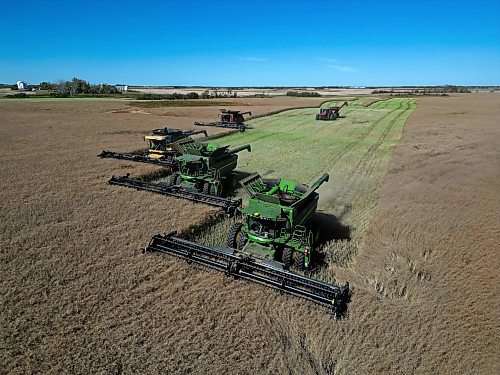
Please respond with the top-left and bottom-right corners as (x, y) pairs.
(313, 211), (351, 243)
(309, 209), (351, 270)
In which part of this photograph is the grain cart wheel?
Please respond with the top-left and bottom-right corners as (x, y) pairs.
(169, 172), (180, 186)
(294, 252), (305, 270)
(237, 232), (248, 250)
(227, 222), (244, 248)
(282, 248), (292, 268)
(202, 182), (210, 195)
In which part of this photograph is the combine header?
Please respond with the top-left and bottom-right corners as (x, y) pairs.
(145, 232), (351, 317)
(194, 109), (251, 132)
(108, 174), (241, 215)
(316, 101), (348, 121)
(98, 128), (207, 167)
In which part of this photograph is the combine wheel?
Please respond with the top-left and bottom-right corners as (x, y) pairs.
(169, 172), (180, 186)
(316, 114), (320, 120)
(227, 222), (244, 248)
(237, 232), (248, 250)
(210, 181), (223, 196)
(282, 248), (292, 268)
(202, 182), (210, 195)
(227, 174), (237, 189)
(294, 252), (305, 270)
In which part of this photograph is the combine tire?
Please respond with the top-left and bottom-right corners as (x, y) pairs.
(237, 232), (248, 250)
(170, 173), (180, 186)
(227, 222), (244, 248)
(210, 182), (223, 196)
(294, 252), (305, 270)
(282, 248), (292, 268)
(202, 182), (210, 195)
(316, 114), (320, 120)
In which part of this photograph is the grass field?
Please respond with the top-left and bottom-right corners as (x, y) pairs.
(188, 98), (415, 280)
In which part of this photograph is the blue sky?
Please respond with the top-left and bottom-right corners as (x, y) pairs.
(1, 0), (499, 86)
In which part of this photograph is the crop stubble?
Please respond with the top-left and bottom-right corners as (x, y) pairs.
(1, 94), (498, 374)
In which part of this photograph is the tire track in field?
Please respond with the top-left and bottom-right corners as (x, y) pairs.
(319, 99), (403, 172)
(337, 99), (411, 197)
(334, 99), (412, 233)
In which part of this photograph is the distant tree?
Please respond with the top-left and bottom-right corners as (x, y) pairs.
(39, 82), (56, 91)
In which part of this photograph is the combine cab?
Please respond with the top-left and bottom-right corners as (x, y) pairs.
(169, 140), (251, 196)
(194, 109), (251, 132)
(98, 128), (207, 167)
(227, 173), (329, 269)
(316, 101), (348, 121)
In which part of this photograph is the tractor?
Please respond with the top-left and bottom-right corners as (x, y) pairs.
(316, 101), (348, 120)
(226, 173), (329, 269)
(169, 140), (251, 196)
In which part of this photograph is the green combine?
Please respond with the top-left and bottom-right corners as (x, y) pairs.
(169, 139), (251, 196)
(227, 173), (329, 269)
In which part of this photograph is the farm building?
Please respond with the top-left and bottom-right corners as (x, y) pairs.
(115, 84), (128, 92)
(16, 81), (29, 91)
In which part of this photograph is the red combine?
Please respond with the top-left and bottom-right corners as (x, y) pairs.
(194, 109), (252, 132)
(316, 101), (348, 121)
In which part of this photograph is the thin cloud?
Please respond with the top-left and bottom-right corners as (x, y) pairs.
(239, 57), (267, 62)
(328, 64), (357, 72)
(317, 57), (338, 63)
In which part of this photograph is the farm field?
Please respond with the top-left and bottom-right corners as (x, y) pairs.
(1, 93), (498, 374)
(185, 97), (416, 282)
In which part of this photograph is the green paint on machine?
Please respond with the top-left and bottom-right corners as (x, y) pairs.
(227, 173), (329, 269)
(170, 140), (251, 196)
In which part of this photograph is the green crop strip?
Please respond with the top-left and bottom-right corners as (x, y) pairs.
(164, 97), (416, 281)
(191, 97), (416, 277)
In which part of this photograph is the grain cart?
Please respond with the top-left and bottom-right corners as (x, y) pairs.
(316, 101), (348, 121)
(226, 173), (329, 270)
(98, 128), (207, 167)
(194, 109), (251, 132)
(169, 140), (251, 196)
